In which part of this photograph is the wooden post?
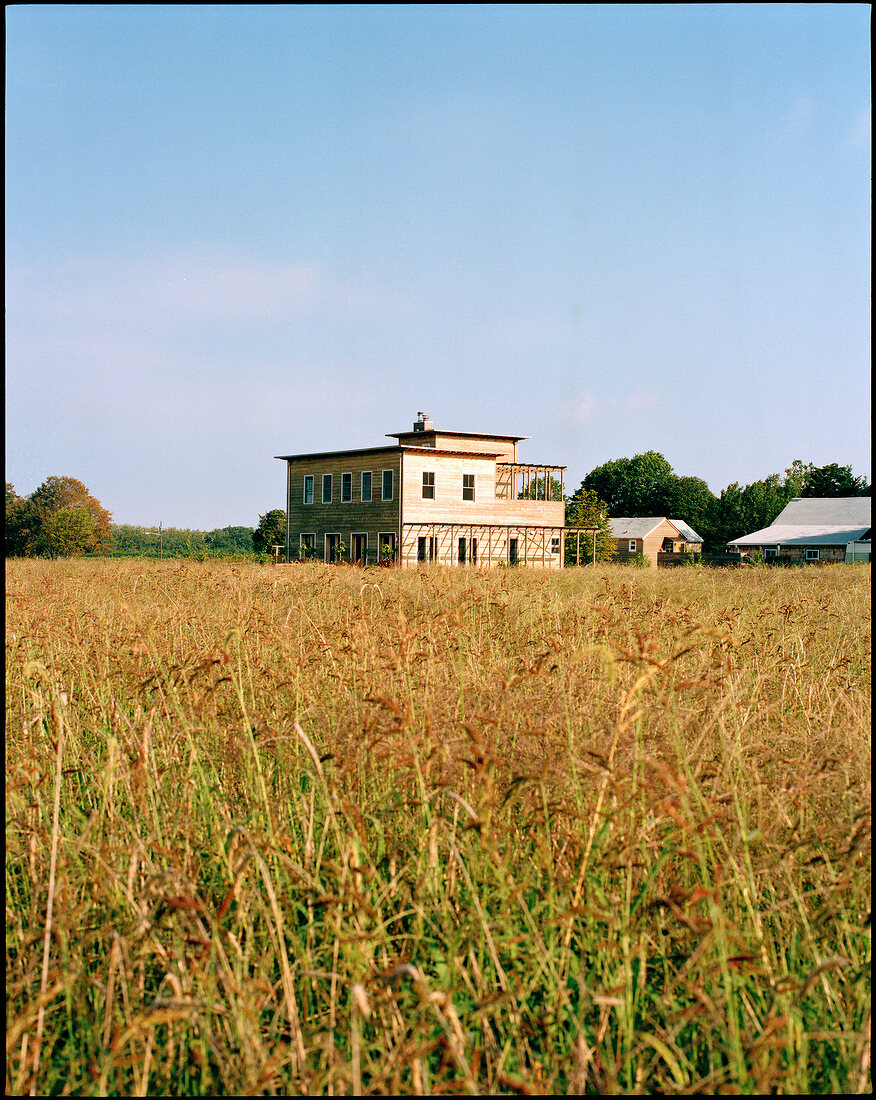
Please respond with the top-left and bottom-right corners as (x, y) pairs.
(576, 531), (581, 566)
(592, 529), (596, 566)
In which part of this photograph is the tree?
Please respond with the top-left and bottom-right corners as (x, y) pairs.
(661, 475), (717, 535)
(518, 475), (564, 502)
(38, 506), (96, 557)
(583, 452), (676, 516)
(253, 509), (286, 555)
(800, 463), (868, 498)
(5, 476), (111, 557)
(206, 526), (256, 555)
(710, 475), (790, 547)
(564, 486), (615, 564)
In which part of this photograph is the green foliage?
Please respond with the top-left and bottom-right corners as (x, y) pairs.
(628, 551), (651, 567)
(564, 486), (615, 563)
(517, 475), (564, 501)
(5, 476), (111, 557)
(800, 462), (869, 497)
(709, 475), (791, 548)
(108, 525), (259, 560)
(206, 525), (257, 554)
(253, 509), (287, 554)
(38, 506), (96, 557)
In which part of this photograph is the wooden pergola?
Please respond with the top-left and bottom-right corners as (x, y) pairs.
(401, 523), (600, 567)
(494, 463), (566, 501)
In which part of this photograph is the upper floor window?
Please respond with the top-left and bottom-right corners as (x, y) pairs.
(422, 471), (435, 499)
(341, 472), (352, 503)
(303, 475), (314, 505)
(462, 474), (475, 501)
(382, 469), (394, 501)
(322, 474), (332, 504)
(361, 471), (372, 502)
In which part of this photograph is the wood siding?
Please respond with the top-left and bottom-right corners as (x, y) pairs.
(285, 450), (401, 561)
(401, 451), (565, 528)
(283, 439), (564, 567)
(613, 520), (682, 567)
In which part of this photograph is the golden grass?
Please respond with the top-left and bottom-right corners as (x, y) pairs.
(5, 559), (871, 1095)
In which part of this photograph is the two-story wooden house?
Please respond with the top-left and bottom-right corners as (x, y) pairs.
(276, 413), (582, 568)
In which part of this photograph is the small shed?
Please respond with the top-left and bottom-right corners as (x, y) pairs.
(609, 518), (703, 567)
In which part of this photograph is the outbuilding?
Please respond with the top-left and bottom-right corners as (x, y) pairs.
(727, 497), (871, 563)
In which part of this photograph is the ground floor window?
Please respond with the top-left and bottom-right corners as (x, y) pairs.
(764, 547), (778, 559)
(457, 537), (478, 564)
(628, 540), (637, 553)
(551, 536), (561, 555)
(418, 536), (438, 562)
(805, 548), (820, 561)
(509, 537), (519, 565)
(300, 533), (316, 560)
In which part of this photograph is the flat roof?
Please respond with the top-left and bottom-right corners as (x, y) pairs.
(275, 444), (508, 462)
(387, 428), (529, 442)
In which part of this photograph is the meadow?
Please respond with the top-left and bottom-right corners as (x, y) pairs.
(5, 558), (871, 1095)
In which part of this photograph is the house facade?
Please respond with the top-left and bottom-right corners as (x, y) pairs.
(608, 518), (703, 567)
(727, 497), (871, 563)
(276, 414), (591, 568)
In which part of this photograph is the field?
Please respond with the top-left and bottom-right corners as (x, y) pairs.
(5, 558), (871, 1095)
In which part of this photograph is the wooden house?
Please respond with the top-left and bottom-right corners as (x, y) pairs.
(608, 518), (703, 567)
(727, 497), (871, 563)
(276, 413), (595, 568)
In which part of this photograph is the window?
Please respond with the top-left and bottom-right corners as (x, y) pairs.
(418, 536), (438, 563)
(509, 538), (519, 565)
(322, 474), (332, 503)
(551, 536), (561, 555)
(805, 548), (820, 561)
(341, 472), (352, 503)
(764, 547), (778, 559)
(300, 533), (316, 560)
(382, 469), (394, 500)
(361, 471), (372, 502)
(628, 540), (637, 553)
(462, 474), (475, 501)
(422, 471), (435, 499)
(458, 537), (466, 564)
(470, 537), (477, 565)
(303, 475), (314, 505)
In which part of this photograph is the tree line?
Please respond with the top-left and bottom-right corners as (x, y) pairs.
(6, 459), (868, 561)
(568, 454), (869, 560)
(5, 478), (287, 560)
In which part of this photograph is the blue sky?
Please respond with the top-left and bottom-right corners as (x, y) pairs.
(6, 4), (870, 529)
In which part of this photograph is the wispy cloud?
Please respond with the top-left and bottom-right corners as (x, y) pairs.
(6, 249), (411, 327)
(557, 386), (660, 427)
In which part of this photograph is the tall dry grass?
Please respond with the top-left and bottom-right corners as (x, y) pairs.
(5, 559), (871, 1095)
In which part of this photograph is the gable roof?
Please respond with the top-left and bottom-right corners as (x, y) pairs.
(727, 497), (871, 548)
(609, 518), (704, 542)
(772, 497), (871, 526)
(669, 520), (704, 543)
